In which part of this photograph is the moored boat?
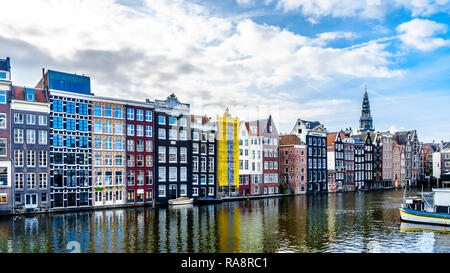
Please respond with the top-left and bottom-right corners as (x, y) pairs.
(400, 188), (450, 226)
(195, 197), (223, 205)
(168, 197), (194, 206)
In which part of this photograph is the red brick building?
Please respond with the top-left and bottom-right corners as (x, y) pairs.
(279, 135), (307, 194)
(125, 101), (154, 204)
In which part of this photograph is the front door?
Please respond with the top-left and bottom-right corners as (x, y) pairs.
(169, 184), (177, 199)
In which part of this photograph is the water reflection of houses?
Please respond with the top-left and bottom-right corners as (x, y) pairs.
(217, 202), (241, 252)
(276, 195), (308, 252)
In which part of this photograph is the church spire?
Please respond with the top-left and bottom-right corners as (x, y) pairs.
(358, 87), (374, 134)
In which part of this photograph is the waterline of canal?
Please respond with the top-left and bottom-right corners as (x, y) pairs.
(1, 189), (450, 253)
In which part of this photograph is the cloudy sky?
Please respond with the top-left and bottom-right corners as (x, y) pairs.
(1, 0), (450, 142)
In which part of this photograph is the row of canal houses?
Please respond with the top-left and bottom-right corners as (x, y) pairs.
(0, 57), (423, 215)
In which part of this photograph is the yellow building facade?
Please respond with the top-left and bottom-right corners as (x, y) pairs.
(217, 108), (239, 196)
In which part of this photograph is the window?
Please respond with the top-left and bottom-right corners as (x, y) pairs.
(136, 125), (144, 136)
(104, 139), (113, 150)
(0, 91), (6, 104)
(38, 130), (47, 145)
(0, 113), (6, 129)
(115, 139), (123, 151)
(169, 147), (177, 163)
(137, 155), (144, 167)
(94, 138), (102, 150)
(159, 147), (166, 162)
(169, 117), (177, 126)
(53, 100), (63, 112)
(136, 109), (144, 121)
(94, 105), (102, 117)
(14, 128), (24, 143)
(127, 155), (135, 167)
(169, 129), (177, 140)
(104, 123), (113, 134)
(14, 113), (24, 124)
(209, 175), (214, 185)
(127, 108), (134, 120)
(180, 184), (187, 196)
(115, 107), (122, 119)
(209, 144), (214, 154)
(146, 140), (153, 152)
(127, 139), (135, 152)
(53, 117), (63, 129)
(158, 185), (166, 197)
(193, 143), (199, 154)
(95, 154), (102, 167)
(193, 156), (199, 172)
(66, 119), (76, 130)
(193, 132), (199, 141)
(145, 126), (152, 137)
(15, 173), (24, 189)
(66, 102), (76, 114)
(137, 140), (144, 152)
(39, 150), (47, 167)
(79, 103), (88, 115)
(145, 110), (152, 122)
(127, 124), (134, 136)
(169, 167), (177, 181)
(27, 150), (36, 167)
(39, 173), (47, 189)
(180, 130), (187, 140)
(127, 171), (135, 186)
(158, 129), (166, 139)
(209, 134), (214, 142)
(53, 135), (63, 146)
(180, 147), (187, 163)
(146, 171), (153, 185)
(116, 171), (123, 186)
(112, 124), (122, 136)
(115, 155), (123, 166)
(146, 155), (153, 167)
(14, 150), (24, 167)
(26, 130), (36, 144)
(159, 167), (166, 182)
(104, 106), (112, 118)
(79, 120), (88, 131)
(179, 118), (187, 127)
(158, 116), (165, 125)
(66, 136), (76, 148)
(94, 122), (102, 134)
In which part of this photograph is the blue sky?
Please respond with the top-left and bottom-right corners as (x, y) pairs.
(1, 0), (449, 142)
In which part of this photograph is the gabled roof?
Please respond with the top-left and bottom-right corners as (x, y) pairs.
(12, 86), (48, 103)
(300, 119), (322, 130)
(190, 115), (209, 125)
(327, 132), (345, 147)
(245, 122), (261, 136)
(394, 130), (417, 145)
(280, 134), (301, 146)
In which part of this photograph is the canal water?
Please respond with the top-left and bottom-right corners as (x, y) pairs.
(1, 189), (450, 253)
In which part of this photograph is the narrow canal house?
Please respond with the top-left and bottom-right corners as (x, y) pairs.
(258, 116), (279, 195)
(279, 134), (307, 194)
(125, 99), (155, 205)
(216, 108), (239, 198)
(291, 119), (328, 194)
(11, 86), (50, 213)
(394, 130), (420, 186)
(155, 94), (191, 203)
(37, 70), (93, 209)
(238, 121), (263, 196)
(343, 135), (355, 191)
(380, 132), (394, 188)
(0, 57), (12, 214)
(373, 132), (383, 189)
(91, 97), (128, 207)
(393, 143), (402, 187)
(191, 115), (217, 198)
(327, 131), (345, 192)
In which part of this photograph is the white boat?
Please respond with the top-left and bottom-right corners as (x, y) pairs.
(400, 188), (450, 226)
(168, 197), (194, 206)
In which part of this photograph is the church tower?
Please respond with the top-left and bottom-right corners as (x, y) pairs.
(358, 87), (374, 134)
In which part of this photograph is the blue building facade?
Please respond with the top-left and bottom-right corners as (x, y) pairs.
(11, 87), (51, 213)
(39, 70), (94, 209)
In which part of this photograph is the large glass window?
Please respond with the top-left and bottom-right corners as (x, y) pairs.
(94, 105), (102, 117)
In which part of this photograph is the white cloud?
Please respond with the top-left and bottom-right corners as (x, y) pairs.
(236, 0), (254, 5)
(394, 0), (450, 16)
(397, 18), (450, 51)
(0, 0), (402, 125)
(275, 0), (386, 19)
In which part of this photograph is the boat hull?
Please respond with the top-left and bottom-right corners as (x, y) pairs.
(168, 198), (194, 205)
(400, 208), (450, 226)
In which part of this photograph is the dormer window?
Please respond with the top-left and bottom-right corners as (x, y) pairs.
(25, 89), (35, 102)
